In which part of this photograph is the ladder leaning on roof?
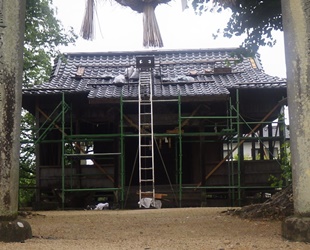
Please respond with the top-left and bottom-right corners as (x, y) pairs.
(138, 70), (156, 207)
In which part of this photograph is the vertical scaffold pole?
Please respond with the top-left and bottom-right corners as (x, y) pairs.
(61, 92), (65, 209)
(120, 95), (125, 208)
(229, 97), (235, 204)
(178, 95), (183, 207)
(236, 89), (241, 206)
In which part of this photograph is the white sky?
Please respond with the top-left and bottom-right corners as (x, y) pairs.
(53, 0), (286, 78)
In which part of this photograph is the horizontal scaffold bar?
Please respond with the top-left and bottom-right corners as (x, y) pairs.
(124, 131), (236, 138)
(66, 134), (121, 138)
(182, 186), (280, 189)
(64, 187), (120, 192)
(123, 99), (179, 103)
(181, 115), (237, 119)
(64, 153), (121, 158)
(232, 121), (278, 125)
(238, 136), (284, 141)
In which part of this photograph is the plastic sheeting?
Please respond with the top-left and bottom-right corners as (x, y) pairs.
(138, 198), (162, 209)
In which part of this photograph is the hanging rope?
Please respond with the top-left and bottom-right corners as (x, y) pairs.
(80, 0), (96, 40)
(80, 0), (237, 46)
(115, 0), (169, 47)
(143, 4), (163, 47)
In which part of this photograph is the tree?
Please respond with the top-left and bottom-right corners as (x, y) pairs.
(23, 0), (77, 87)
(192, 0), (282, 54)
(19, 0), (77, 206)
(19, 112), (36, 207)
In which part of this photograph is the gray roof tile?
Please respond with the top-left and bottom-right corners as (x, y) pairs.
(23, 48), (286, 99)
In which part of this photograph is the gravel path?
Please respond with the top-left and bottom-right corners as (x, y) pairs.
(0, 208), (309, 250)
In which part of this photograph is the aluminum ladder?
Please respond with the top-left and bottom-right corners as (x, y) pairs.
(138, 70), (155, 207)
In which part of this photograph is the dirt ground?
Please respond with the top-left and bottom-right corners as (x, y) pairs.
(0, 207), (309, 250)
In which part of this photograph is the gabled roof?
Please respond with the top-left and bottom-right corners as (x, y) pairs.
(23, 48), (286, 100)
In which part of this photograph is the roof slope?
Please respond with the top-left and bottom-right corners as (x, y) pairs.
(23, 48), (286, 100)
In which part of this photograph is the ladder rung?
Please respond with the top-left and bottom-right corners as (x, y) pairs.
(141, 145), (151, 147)
(141, 167), (153, 170)
(141, 179), (154, 182)
(141, 156), (152, 159)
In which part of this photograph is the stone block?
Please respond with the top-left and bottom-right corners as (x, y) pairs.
(282, 216), (310, 242)
(0, 219), (32, 242)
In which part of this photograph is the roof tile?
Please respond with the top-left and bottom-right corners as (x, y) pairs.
(23, 48), (286, 99)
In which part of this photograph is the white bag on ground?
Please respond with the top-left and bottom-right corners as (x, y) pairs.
(94, 202), (109, 210)
(138, 198), (162, 209)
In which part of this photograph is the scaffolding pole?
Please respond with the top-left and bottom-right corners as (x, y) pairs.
(61, 92), (66, 209)
(178, 95), (183, 207)
(236, 89), (242, 206)
(120, 95), (125, 208)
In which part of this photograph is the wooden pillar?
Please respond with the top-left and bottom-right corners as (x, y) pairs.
(268, 123), (273, 160)
(35, 100), (41, 204)
(251, 133), (256, 160)
(259, 127), (264, 160)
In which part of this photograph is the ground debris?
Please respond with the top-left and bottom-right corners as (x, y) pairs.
(18, 211), (46, 219)
(233, 185), (293, 220)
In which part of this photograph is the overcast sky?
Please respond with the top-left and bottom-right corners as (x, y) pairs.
(52, 0), (286, 78)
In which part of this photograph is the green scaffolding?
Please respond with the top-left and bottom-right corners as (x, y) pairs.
(22, 89), (287, 209)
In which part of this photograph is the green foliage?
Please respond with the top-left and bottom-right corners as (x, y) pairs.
(19, 0), (77, 206)
(19, 111), (36, 207)
(23, 0), (77, 86)
(233, 154), (252, 161)
(192, 0), (282, 55)
(269, 142), (291, 188)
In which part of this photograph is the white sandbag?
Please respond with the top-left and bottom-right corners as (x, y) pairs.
(125, 66), (134, 79)
(130, 68), (140, 80)
(138, 198), (162, 209)
(94, 202), (109, 210)
(138, 198), (152, 208)
(113, 74), (126, 84)
(177, 75), (195, 82)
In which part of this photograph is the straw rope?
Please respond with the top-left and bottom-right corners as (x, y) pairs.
(80, 0), (96, 40)
(143, 4), (163, 47)
(80, 0), (236, 47)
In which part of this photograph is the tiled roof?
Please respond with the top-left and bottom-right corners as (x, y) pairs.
(23, 48), (286, 99)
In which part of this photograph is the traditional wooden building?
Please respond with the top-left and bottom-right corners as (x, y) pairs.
(22, 48), (287, 209)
